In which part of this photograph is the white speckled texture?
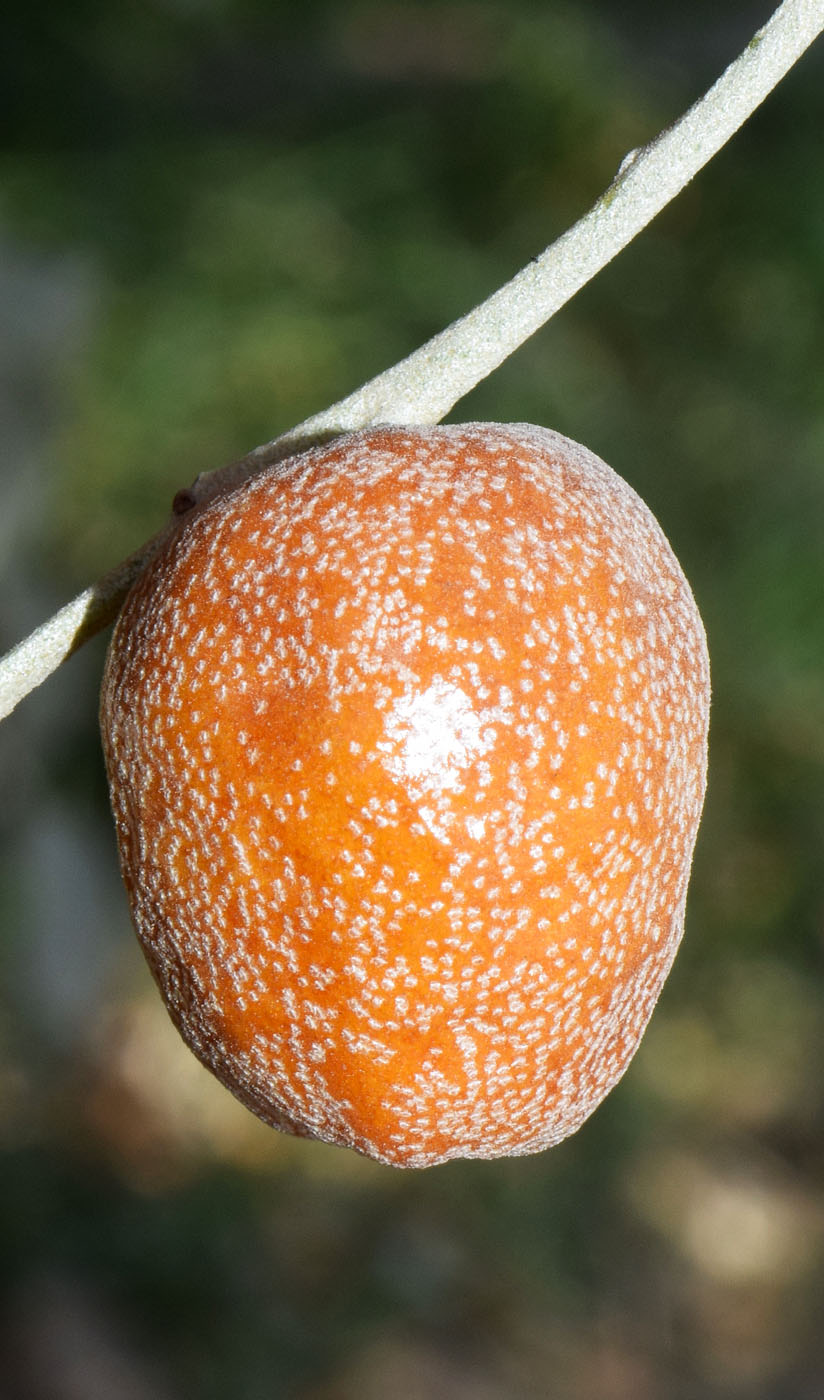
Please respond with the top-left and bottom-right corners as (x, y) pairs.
(100, 424), (710, 1167)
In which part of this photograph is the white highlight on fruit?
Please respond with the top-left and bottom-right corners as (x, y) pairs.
(380, 680), (488, 791)
(379, 679), (495, 842)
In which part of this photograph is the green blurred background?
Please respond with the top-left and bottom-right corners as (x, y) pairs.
(2, 2), (824, 1396)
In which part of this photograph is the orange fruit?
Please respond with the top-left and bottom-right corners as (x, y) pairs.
(100, 424), (710, 1167)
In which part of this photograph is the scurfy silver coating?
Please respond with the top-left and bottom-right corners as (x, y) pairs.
(101, 425), (710, 1167)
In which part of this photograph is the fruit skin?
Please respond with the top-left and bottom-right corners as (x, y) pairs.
(100, 423), (710, 1168)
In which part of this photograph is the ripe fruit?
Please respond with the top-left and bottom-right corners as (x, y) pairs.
(100, 423), (709, 1168)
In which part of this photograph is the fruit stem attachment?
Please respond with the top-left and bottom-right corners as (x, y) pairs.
(0, 0), (821, 721)
(286, 0), (824, 436)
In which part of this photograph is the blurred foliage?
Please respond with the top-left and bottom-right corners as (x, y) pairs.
(1, 2), (824, 1397)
